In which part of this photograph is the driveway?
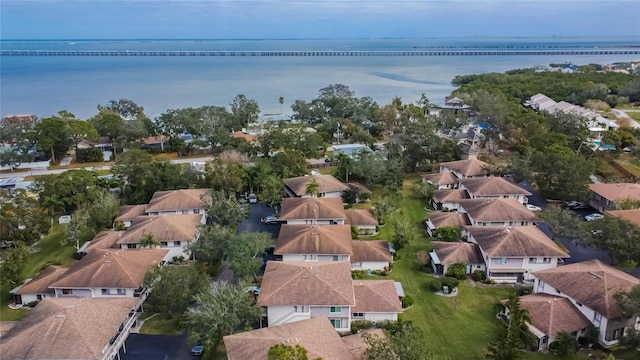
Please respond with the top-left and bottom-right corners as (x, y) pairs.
(120, 333), (193, 360)
(236, 202), (281, 239)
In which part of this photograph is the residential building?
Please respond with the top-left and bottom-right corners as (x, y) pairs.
(351, 240), (393, 271)
(458, 177), (531, 204)
(432, 189), (469, 210)
(280, 197), (347, 225)
(423, 171), (459, 190)
(588, 183), (640, 213)
(457, 198), (537, 227)
(258, 261), (355, 330)
(223, 317), (381, 360)
(80, 230), (122, 253)
(345, 209), (379, 235)
(116, 214), (204, 258)
(275, 224), (353, 262)
(10, 265), (70, 305)
(439, 159), (492, 179)
(0, 297), (139, 360)
(114, 205), (147, 228)
(49, 249), (168, 299)
(515, 294), (591, 351)
(145, 189), (209, 216)
(425, 211), (471, 236)
(351, 280), (403, 322)
(607, 209), (640, 226)
(467, 226), (568, 283)
(532, 259), (640, 347)
(284, 174), (348, 198)
(429, 241), (485, 275)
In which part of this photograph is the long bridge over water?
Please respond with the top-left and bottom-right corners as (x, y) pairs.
(2, 49), (640, 57)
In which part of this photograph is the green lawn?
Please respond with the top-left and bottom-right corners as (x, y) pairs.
(139, 312), (182, 335)
(0, 225), (78, 321)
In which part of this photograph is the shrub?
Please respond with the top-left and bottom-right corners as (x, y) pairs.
(401, 295), (414, 308)
(472, 270), (487, 281)
(351, 320), (373, 330)
(371, 269), (383, 276)
(517, 287), (533, 296)
(482, 278), (496, 285)
(26, 301), (40, 308)
(351, 323), (358, 334)
(352, 270), (368, 279)
(358, 192), (370, 202)
(440, 276), (459, 289)
(76, 147), (104, 163)
(429, 279), (442, 292)
(375, 320), (395, 329)
(351, 226), (359, 239)
(445, 262), (467, 280)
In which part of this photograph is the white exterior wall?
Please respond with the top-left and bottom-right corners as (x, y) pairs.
(148, 208), (205, 216)
(350, 261), (389, 271)
(281, 254), (349, 262)
(363, 312), (398, 322)
(354, 225), (377, 235)
(90, 287), (136, 298)
(523, 257), (561, 279)
(53, 288), (94, 298)
(299, 192), (342, 198)
(120, 242), (192, 260)
(267, 305), (311, 326)
(441, 201), (460, 211)
(20, 293), (55, 304)
(284, 219), (346, 225)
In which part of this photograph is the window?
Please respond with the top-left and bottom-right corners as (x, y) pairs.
(593, 312), (602, 324)
(352, 312), (364, 317)
(521, 221), (527, 226)
(332, 256), (339, 261)
(173, 241), (181, 246)
(160, 241), (168, 247)
(102, 289), (111, 295)
(150, 212), (159, 216)
(127, 244), (137, 249)
(62, 289), (72, 295)
(496, 258), (507, 265)
(194, 209), (200, 214)
(117, 288), (126, 295)
(330, 319), (342, 329)
(542, 257), (551, 263)
(304, 254), (317, 261)
(605, 328), (624, 341)
(503, 195), (509, 198)
(536, 281), (545, 293)
(182, 210), (189, 215)
(330, 306), (342, 313)
(576, 302), (583, 307)
(529, 257), (537, 263)
(37, 295), (42, 300)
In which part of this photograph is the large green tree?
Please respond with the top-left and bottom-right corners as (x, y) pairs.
(614, 284), (640, 319)
(363, 321), (431, 360)
(144, 265), (209, 318)
(67, 119), (99, 152)
(268, 344), (320, 360)
(63, 206), (93, 250)
(0, 242), (29, 289)
(486, 293), (533, 360)
(189, 224), (235, 264)
(0, 189), (48, 245)
(582, 215), (640, 264)
(231, 94), (260, 127)
(31, 169), (103, 213)
(35, 116), (73, 163)
(226, 232), (274, 281)
(202, 190), (250, 227)
(0, 115), (37, 169)
(204, 158), (248, 195)
(538, 205), (584, 241)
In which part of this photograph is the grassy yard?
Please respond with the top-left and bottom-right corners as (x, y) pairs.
(0, 225), (78, 321)
(139, 312), (182, 335)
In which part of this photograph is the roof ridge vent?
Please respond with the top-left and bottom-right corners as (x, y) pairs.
(589, 271), (603, 279)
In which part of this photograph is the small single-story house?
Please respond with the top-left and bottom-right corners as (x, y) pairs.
(258, 261), (355, 330)
(514, 294), (592, 351)
(232, 130), (259, 143)
(140, 136), (170, 150)
(533, 259), (640, 347)
(439, 159), (491, 179)
(432, 189), (469, 210)
(280, 197), (347, 225)
(49, 249), (168, 299)
(77, 136), (113, 150)
(351, 240), (393, 271)
(424, 211), (471, 236)
(351, 280), (403, 323)
(275, 224), (353, 262)
(467, 226), (569, 283)
(423, 171), (459, 190)
(588, 183), (640, 213)
(345, 209), (378, 235)
(457, 198), (537, 227)
(429, 241), (485, 275)
(458, 177), (531, 204)
(284, 174), (348, 198)
(0, 297), (140, 360)
(10, 265), (70, 305)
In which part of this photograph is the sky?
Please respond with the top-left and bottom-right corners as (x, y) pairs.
(1, 0), (639, 40)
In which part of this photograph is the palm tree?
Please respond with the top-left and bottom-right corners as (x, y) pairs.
(550, 331), (577, 358)
(140, 233), (159, 249)
(279, 97), (284, 114)
(305, 178), (320, 197)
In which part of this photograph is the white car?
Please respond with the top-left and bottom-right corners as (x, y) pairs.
(525, 204), (542, 212)
(248, 193), (258, 204)
(585, 213), (604, 221)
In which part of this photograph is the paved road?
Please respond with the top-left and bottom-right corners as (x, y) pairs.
(236, 202), (281, 239)
(120, 333), (194, 360)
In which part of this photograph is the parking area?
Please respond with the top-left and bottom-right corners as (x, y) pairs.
(236, 202), (281, 239)
(120, 333), (193, 360)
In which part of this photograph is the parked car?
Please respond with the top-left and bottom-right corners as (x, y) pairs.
(261, 215), (282, 224)
(565, 201), (588, 209)
(585, 213), (604, 222)
(191, 343), (204, 356)
(248, 193), (258, 204)
(525, 204), (542, 212)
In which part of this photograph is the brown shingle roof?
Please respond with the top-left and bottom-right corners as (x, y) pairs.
(341, 329), (385, 360)
(589, 183), (640, 203)
(232, 130), (258, 143)
(14, 266), (70, 295)
(352, 280), (402, 313)
(49, 249), (167, 289)
(84, 230), (122, 251)
(423, 172), (459, 186)
(467, 226), (568, 257)
(430, 241), (483, 265)
(117, 214), (202, 244)
(258, 261), (355, 306)
(433, 189), (469, 203)
(439, 159), (491, 177)
(533, 259), (640, 318)
(275, 225), (353, 255)
(284, 174), (349, 197)
(0, 297), (137, 360)
(459, 177), (531, 196)
(427, 211), (471, 228)
(519, 294), (591, 337)
(458, 198), (537, 222)
(223, 317), (354, 360)
(351, 241), (392, 262)
(145, 189), (209, 213)
(607, 209), (640, 226)
(115, 205), (147, 222)
(345, 209), (378, 226)
(280, 197), (346, 221)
